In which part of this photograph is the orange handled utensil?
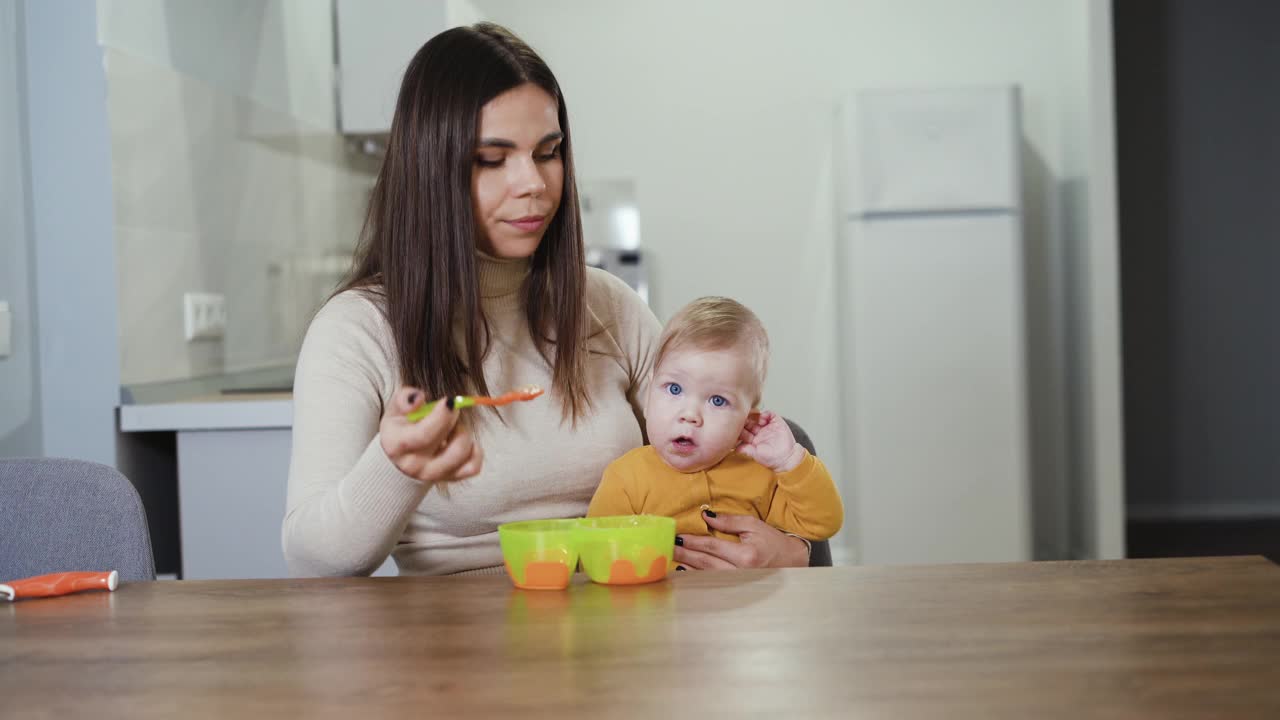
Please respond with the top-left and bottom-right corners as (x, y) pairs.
(406, 385), (544, 422)
(0, 570), (119, 602)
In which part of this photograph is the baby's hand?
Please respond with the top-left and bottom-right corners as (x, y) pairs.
(735, 410), (807, 473)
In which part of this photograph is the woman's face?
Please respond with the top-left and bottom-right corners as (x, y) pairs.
(471, 83), (564, 259)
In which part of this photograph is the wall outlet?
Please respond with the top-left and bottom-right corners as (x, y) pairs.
(183, 292), (226, 342)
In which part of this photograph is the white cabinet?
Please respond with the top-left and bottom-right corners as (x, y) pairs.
(839, 88), (1032, 565)
(120, 398), (397, 579)
(844, 88), (1020, 214)
(176, 426), (396, 579)
(335, 0), (485, 135)
(841, 214), (1031, 564)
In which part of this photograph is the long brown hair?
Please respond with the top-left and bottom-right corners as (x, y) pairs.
(337, 23), (590, 421)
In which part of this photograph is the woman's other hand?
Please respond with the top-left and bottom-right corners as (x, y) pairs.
(673, 511), (809, 570)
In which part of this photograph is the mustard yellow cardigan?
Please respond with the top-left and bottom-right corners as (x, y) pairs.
(587, 445), (843, 541)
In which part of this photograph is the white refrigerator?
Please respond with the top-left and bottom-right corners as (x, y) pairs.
(837, 87), (1032, 565)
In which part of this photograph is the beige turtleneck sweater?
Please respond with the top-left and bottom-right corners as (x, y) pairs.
(283, 254), (661, 577)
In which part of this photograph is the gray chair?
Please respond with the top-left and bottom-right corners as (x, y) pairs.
(782, 419), (834, 568)
(0, 458), (155, 581)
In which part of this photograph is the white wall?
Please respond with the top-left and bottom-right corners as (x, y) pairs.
(476, 0), (1121, 559)
(98, 0), (377, 385)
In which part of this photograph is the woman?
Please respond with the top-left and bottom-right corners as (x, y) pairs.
(283, 23), (808, 576)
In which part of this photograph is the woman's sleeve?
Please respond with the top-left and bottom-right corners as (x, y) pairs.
(281, 295), (430, 577)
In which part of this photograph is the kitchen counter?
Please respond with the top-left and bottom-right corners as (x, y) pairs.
(118, 365), (296, 432)
(119, 393), (293, 432)
(116, 367), (300, 578)
(117, 389), (304, 579)
(115, 365), (396, 579)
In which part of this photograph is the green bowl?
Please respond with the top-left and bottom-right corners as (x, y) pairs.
(498, 519), (579, 590)
(573, 515), (676, 585)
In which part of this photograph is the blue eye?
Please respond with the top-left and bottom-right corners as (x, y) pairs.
(710, 395), (728, 407)
(666, 383), (682, 396)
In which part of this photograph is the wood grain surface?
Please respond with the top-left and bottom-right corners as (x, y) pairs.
(4, 556), (1279, 719)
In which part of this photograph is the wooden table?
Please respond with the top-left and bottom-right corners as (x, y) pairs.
(4, 557), (1280, 718)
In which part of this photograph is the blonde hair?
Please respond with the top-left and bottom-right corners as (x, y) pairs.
(654, 296), (770, 405)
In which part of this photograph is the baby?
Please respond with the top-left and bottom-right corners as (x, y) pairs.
(588, 296), (843, 548)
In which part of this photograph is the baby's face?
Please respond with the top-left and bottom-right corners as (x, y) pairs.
(645, 345), (757, 473)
